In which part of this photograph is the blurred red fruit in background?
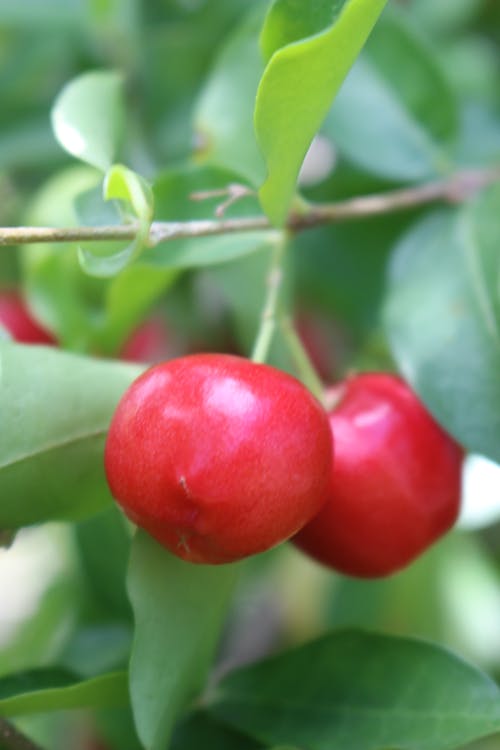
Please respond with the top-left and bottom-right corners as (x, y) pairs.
(119, 316), (172, 363)
(0, 290), (56, 345)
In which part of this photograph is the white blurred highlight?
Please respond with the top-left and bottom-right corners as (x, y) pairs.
(458, 454), (500, 530)
(53, 119), (86, 160)
(298, 135), (337, 187)
(0, 525), (69, 646)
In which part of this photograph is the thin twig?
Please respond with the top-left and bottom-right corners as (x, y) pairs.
(0, 718), (44, 750)
(290, 167), (500, 228)
(190, 183), (255, 217)
(0, 167), (498, 249)
(0, 224), (139, 247)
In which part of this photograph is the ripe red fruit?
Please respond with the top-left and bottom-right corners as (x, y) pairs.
(294, 373), (463, 578)
(105, 354), (333, 564)
(0, 290), (56, 345)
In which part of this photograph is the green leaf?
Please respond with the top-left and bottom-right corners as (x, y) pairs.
(104, 164), (154, 223)
(75, 506), (132, 620)
(409, 0), (483, 36)
(61, 624), (133, 678)
(127, 531), (240, 750)
(51, 71), (124, 170)
(21, 165), (106, 350)
(0, 343), (142, 528)
(103, 264), (179, 353)
(0, 0), (85, 27)
(322, 8), (458, 180)
(0, 117), (63, 170)
(454, 104), (500, 169)
(194, 4), (266, 187)
(209, 630), (500, 750)
(384, 185), (500, 462)
(255, 0), (389, 226)
(78, 164), (154, 278)
(78, 239), (139, 278)
(148, 165), (273, 269)
(292, 208), (406, 335)
(0, 668), (128, 717)
(74, 182), (133, 278)
(170, 710), (264, 750)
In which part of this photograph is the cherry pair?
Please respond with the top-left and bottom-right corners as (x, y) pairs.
(105, 354), (463, 577)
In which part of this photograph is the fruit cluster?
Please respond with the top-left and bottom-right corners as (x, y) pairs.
(105, 354), (463, 578)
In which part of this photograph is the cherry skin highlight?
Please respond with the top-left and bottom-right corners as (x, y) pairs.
(293, 373), (463, 578)
(0, 290), (56, 345)
(105, 354), (333, 564)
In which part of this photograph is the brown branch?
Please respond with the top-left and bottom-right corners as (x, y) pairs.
(0, 718), (44, 750)
(290, 167), (500, 228)
(0, 167), (498, 249)
(0, 224), (138, 247)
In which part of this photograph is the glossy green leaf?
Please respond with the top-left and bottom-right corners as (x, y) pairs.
(384, 184), (500, 462)
(255, 0), (389, 225)
(194, 4), (266, 186)
(148, 165), (274, 269)
(51, 71), (124, 170)
(78, 164), (154, 278)
(210, 630), (500, 750)
(0, 344), (141, 528)
(0, 668), (128, 716)
(323, 8), (457, 180)
(127, 531), (240, 750)
(104, 164), (154, 222)
(260, 1), (348, 59)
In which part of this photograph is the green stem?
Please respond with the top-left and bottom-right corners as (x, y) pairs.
(251, 235), (287, 364)
(280, 316), (325, 404)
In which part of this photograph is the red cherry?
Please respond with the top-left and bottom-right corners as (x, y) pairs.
(0, 290), (56, 345)
(294, 373), (463, 578)
(120, 317), (171, 363)
(105, 354), (333, 564)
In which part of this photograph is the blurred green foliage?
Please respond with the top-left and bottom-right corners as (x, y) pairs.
(1, 0), (500, 748)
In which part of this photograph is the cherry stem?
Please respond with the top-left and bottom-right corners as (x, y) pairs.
(251, 236), (287, 364)
(279, 316), (325, 404)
